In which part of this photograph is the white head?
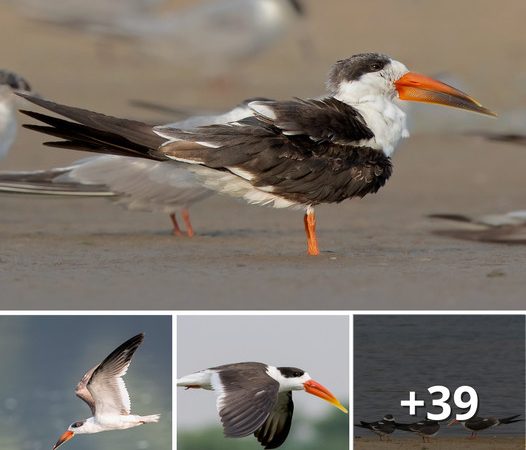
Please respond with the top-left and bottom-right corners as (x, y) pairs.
(327, 53), (408, 104)
(0, 70), (32, 98)
(267, 366), (348, 413)
(327, 52), (495, 115)
(52, 419), (95, 449)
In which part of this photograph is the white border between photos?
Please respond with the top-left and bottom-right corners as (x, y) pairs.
(2, 310), (524, 450)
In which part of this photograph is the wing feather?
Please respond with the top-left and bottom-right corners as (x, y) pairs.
(210, 363), (280, 438)
(85, 333), (144, 417)
(254, 392), (294, 449)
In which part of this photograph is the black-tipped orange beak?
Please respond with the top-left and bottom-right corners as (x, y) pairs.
(395, 72), (496, 117)
(303, 379), (348, 413)
(52, 430), (74, 450)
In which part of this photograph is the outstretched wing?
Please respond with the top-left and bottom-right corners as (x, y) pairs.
(85, 333), (144, 417)
(211, 363), (280, 439)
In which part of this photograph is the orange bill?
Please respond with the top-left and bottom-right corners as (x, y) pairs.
(395, 72), (496, 116)
(303, 379), (348, 413)
(52, 430), (74, 450)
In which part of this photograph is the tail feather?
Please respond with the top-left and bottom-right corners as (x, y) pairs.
(428, 214), (473, 223)
(18, 93), (169, 161)
(499, 414), (523, 424)
(0, 169), (115, 196)
(140, 414), (161, 423)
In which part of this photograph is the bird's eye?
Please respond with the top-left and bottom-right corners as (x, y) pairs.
(370, 63), (382, 71)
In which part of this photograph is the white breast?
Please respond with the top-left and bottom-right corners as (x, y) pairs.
(336, 94), (409, 157)
(0, 100), (16, 159)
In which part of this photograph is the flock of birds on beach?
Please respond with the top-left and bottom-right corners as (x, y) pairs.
(1, 0), (526, 255)
(356, 413), (524, 442)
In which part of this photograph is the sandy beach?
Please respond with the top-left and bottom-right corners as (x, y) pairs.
(355, 436), (525, 450)
(1, 1), (526, 308)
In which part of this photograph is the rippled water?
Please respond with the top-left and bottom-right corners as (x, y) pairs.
(354, 315), (525, 438)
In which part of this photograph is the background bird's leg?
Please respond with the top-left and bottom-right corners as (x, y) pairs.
(304, 207), (320, 256)
(169, 213), (183, 237)
(182, 208), (195, 238)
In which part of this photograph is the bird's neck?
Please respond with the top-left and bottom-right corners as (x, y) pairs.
(74, 417), (104, 435)
(334, 90), (409, 157)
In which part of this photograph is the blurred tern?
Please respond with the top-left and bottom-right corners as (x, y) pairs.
(482, 132), (526, 146)
(110, 0), (306, 66)
(395, 418), (440, 442)
(355, 415), (396, 440)
(429, 211), (526, 244)
(52, 333), (160, 450)
(448, 414), (523, 439)
(8, 0), (163, 32)
(178, 362), (347, 449)
(0, 70), (32, 160)
(0, 99), (265, 235)
(17, 53), (494, 255)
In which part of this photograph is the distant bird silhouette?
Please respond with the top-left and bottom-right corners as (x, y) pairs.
(429, 211), (526, 244)
(395, 418), (440, 442)
(448, 414), (523, 439)
(355, 415), (396, 440)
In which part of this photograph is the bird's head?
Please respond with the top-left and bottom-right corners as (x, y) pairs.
(383, 414), (395, 421)
(52, 420), (86, 450)
(276, 367), (348, 413)
(0, 70), (32, 93)
(286, 0), (305, 16)
(327, 53), (495, 116)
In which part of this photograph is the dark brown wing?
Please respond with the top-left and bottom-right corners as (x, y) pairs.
(160, 118), (391, 205)
(466, 416), (498, 430)
(249, 97), (374, 144)
(254, 391), (294, 449)
(211, 363), (280, 439)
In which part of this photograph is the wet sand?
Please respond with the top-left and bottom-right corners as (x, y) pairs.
(355, 436), (525, 450)
(1, 1), (526, 309)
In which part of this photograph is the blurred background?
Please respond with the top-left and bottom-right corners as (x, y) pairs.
(354, 315), (525, 439)
(1, 0), (526, 307)
(177, 315), (349, 449)
(0, 316), (172, 450)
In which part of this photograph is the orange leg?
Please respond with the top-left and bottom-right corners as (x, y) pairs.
(169, 213), (183, 237)
(182, 208), (194, 238)
(303, 208), (320, 256)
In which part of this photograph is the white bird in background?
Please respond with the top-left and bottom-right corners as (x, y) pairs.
(178, 362), (347, 448)
(0, 99), (265, 235)
(0, 70), (32, 160)
(52, 333), (160, 450)
(8, 0), (306, 71)
(111, 0), (306, 67)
